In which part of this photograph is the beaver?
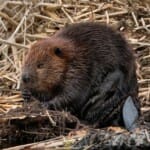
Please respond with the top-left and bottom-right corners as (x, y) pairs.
(21, 22), (140, 130)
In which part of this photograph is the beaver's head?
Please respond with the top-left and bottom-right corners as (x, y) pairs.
(20, 37), (74, 100)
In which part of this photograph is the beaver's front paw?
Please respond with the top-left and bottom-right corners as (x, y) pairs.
(22, 89), (31, 101)
(47, 100), (62, 111)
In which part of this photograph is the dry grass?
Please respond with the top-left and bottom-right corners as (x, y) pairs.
(0, 0), (149, 114)
(0, 0), (150, 149)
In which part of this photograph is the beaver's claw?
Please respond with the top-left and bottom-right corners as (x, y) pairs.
(22, 89), (31, 101)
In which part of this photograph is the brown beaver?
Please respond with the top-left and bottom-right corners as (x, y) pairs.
(20, 22), (140, 130)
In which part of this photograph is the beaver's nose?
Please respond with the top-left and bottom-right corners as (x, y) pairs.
(22, 74), (31, 83)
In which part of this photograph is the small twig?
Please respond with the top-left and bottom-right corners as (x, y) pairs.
(96, 10), (128, 19)
(61, 7), (74, 23)
(114, 0), (126, 5)
(144, 129), (150, 143)
(0, 11), (18, 26)
(135, 24), (150, 31)
(0, 18), (7, 31)
(1, 50), (18, 70)
(25, 33), (47, 40)
(131, 41), (150, 46)
(37, 2), (85, 9)
(75, 3), (105, 20)
(76, 7), (89, 16)
(141, 107), (150, 111)
(33, 14), (62, 23)
(7, 1), (84, 9)
(0, 1), (7, 11)
(129, 38), (150, 46)
(0, 99), (22, 103)
(0, 107), (6, 113)
(0, 2), (32, 70)
(141, 18), (150, 33)
(138, 88), (148, 92)
(22, 130), (48, 135)
(59, 0), (74, 23)
(23, 9), (27, 45)
(6, 1), (32, 6)
(131, 11), (139, 27)
(45, 110), (56, 127)
(138, 79), (150, 83)
(0, 38), (29, 49)
(10, 5), (32, 40)
(105, 10), (109, 24)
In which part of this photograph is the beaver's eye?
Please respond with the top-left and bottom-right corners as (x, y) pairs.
(37, 63), (44, 69)
(54, 48), (62, 57)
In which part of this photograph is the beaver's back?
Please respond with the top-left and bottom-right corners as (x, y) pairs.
(56, 22), (139, 126)
(56, 22), (135, 79)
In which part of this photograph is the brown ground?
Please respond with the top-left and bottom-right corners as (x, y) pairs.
(0, 0), (149, 149)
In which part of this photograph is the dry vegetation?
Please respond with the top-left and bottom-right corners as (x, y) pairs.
(0, 0), (150, 149)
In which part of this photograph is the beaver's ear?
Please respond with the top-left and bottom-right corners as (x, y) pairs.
(54, 48), (63, 57)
